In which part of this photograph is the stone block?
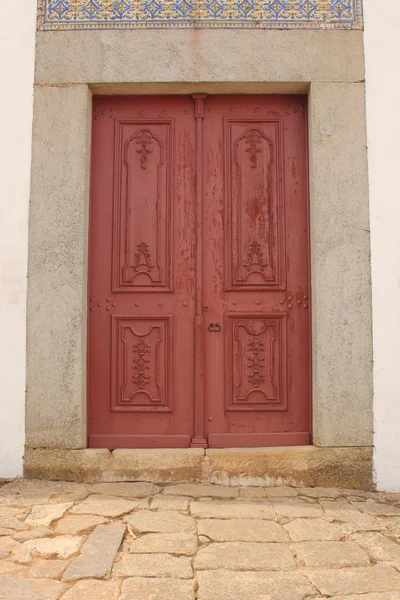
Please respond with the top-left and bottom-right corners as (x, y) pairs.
(271, 498), (323, 518)
(190, 500), (274, 520)
(126, 510), (196, 534)
(293, 541), (370, 567)
(198, 519), (287, 542)
(25, 503), (73, 526)
(24, 449), (111, 482)
(195, 542), (296, 571)
(86, 482), (160, 497)
(0, 576), (67, 600)
(113, 554), (193, 578)
(121, 577), (195, 600)
(130, 533), (197, 556)
(308, 566), (400, 596)
(150, 495), (190, 511)
(284, 518), (342, 541)
(55, 515), (107, 535)
(70, 495), (138, 517)
(351, 532), (400, 565)
(61, 580), (120, 600)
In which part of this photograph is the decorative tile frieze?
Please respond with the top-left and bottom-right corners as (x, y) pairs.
(37, 0), (363, 31)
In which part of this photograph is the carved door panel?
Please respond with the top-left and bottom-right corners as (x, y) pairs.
(88, 96), (196, 447)
(202, 95), (311, 447)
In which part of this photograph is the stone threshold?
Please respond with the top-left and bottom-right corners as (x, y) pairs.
(24, 446), (374, 491)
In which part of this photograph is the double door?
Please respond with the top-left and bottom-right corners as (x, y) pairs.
(88, 94), (311, 448)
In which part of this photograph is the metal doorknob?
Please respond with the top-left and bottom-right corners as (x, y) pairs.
(208, 323), (221, 332)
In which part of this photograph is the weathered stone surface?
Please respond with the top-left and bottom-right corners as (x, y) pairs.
(62, 523), (125, 581)
(0, 561), (27, 575)
(126, 510), (196, 534)
(0, 576), (67, 600)
(24, 449), (111, 482)
(164, 483), (239, 499)
(197, 571), (315, 600)
(271, 498), (323, 518)
(351, 532), (400, 564)
(0, 507), (27, 517)
(266, 487), (297, 498)
(14, 535), (83, 562)
(284, 518), (342, 541)
(297, 487), (341, 498)
(27, 559), (68, 579)
(0, 481), (55, 505)
(308, 566), (400, 596)
(113, 553), (192, 578)
(0, 529), (14, 537)
(109, 449), (206, 483)
(378, 516), (400, 537)
(198, 519), (287, 542)
(121, 577), (195, 600)
(87, 482), (160, 498)
(321, 500), (379, 532)
(151, 495), (190, 511)
(353, 501), (400, 516)
(329, 595), (400, 600)
(191, 500), (275, 520)
(55, 514), (107, 535)
(130, 533), (197, 556)
(195, 542), (296, 571)
(60, 579), (120, 599)
(0, 516), (28, 531)
(70, 495), (138, 517)
(50, 484), (89, 503)
(238, 487), (266, 499)
(25, 503), (73, 526)
(13, 527), (53, 542)
(293, 541), (370, 567)
(0, 537), (20, 558)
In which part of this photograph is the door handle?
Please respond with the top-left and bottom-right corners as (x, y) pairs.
(208, 322), (221, 333)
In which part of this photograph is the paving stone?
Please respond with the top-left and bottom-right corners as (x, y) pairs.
(0, 507), (27, 517)
(0, 575), (67, 600)
(87, 482), (160, 498)
(321, 500), (379, 532)
(308, 566), (400, 596)
(126, 510), (196, 534)
(0, 537), (20, 558)
(0, 481), (70, 507)
(195, 542), (296, 571)
(151, 495), (190, 511)
(329, 595), (400, 600)
(271, 498), (323, 518)
(13, 535), (83, 562)
(265, 487), (297, 498)
(70, 495), (138, 517)
(13, 527), (53, 542)
(0, 516), (28, 531)
(191, 500), (275, 520)
(62, 523), (125, 581)
(0, 561), (27, 575)
(353, 501), (400, 516)
(239, 487), (266, 499)
(163, 483), (239, 499)
(121, 577), (195, 600)
(25, 503), (73, 526)
(296, 487), (341, 499)
(114, 553), (193, 578)
(55, 514), (107, 535)
(27, 559), (68, 579)
(50, 484), (89, 504)
(284, 518), (342, 541)
(198, 518), (287, 542)
(377, 516), (400, 538)
(130, 533), (197, 555)
(293, 540), (370, 567)
(351, 531), (400, 564)
(60, 579), (120, 599)
(0, 529), (15, 537)
(197, 571), (315, 600)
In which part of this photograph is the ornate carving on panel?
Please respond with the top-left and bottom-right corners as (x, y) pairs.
(244, 129), (263, 168)
(226, 315), (287, 411)
(111, 316), (172, 412)
(135, 130), (153, 169)
(243, 241), (267, 271)
(133, 242), (154, 272)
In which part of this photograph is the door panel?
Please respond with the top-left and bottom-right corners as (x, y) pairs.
(202, 95), (311, 447)
(88, 96), (196, 448)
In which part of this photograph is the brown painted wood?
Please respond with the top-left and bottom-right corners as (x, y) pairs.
(88, 95), (311, 448)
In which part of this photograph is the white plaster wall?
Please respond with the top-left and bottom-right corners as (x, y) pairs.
(0, 2), (36, 477)
(364, 0), (400, 491)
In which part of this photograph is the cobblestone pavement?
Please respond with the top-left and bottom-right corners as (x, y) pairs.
(1, 481), (400, 599)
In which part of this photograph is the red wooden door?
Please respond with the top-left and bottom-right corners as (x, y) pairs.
(88, 95), (310, 449)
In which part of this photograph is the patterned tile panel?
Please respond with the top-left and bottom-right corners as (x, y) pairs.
(37, 0), (363, 30)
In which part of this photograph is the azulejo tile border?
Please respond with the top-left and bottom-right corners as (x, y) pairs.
(37, 0), (363, 31)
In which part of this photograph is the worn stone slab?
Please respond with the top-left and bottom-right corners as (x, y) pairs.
(13, 527), (53, 542)
(191, 500), (275, 520)
(284, 518), (342, 541)
(0, 576), (67, 600)
(50, 484), (89, 503)
(195, 542), (296, 571)
(24, 449), (111, 482)
(266, 487), (297, 498)
(329, 595), (400, 600)
(0, 481), (56, 505)
(0, 537), (20, 558)
(0, 516), (28, 531)
(321, 500), (379, 532)
(126, 510), (196, 534)
(238, 487), (266, 499)
(294, 541), (370, 567)
(0, 561), (27, 576)
(197, 571), (315, 600)
(87, 482), (160, 498)
(297, 487), (341, 498)
(121, 577), (195, 600)
(377, 516), (400, 538)
(70, 495), (138, 517)
(308, 566), (400, 596)
(13, 535), (83, 562)
(60, 579), (120, 600)
(27, 559), (68, 579)
(55, 514), (107, 535)
(0, 507), (27, 517)
(151, 495), (190, 511)
(353, 501), (400, 516)
(351, 532), (400, 564)
(198, 519), (287, 542)
(25, 503), (73, 526)
(114, 553), (193, 578)
(62, 523), (125, 581)
(271, 498), (323, 518)
(163, 483), (239, 499)
(130, 533), (197, 556)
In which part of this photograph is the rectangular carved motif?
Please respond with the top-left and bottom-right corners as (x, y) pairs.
(226, 314), (287, 411)
(111, 315), (172, 412)
(113, 120), (172, 292)
(225, 119), (285, 290)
